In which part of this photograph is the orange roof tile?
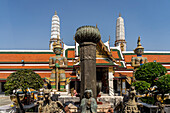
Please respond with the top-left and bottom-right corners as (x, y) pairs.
(0, 54), (55, 62)
(96, 59), (109, 64)
(0, 73), (51, 79)
(67, 50), (75, 58)
(111, 51), (119, 59)
(0, 66), (50, 69)
(114, 72), (133, 77)
(65, 73), (76, 78)
(68, 62), (74, 66)
(124, 54), (170, 63)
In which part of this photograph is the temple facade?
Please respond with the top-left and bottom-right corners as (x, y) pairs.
(0, 12), (170, 96)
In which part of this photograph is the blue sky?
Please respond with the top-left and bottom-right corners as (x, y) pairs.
(0, 0), (170, 50)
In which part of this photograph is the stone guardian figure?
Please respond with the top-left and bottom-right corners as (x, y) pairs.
(49, 38), (68, 91)
(131, 37), (147, 71)
(80, 89), (97, 113)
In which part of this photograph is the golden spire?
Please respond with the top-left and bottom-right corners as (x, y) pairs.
(119, 13), (121, 17)
(137, 36), (142, 47)
(134, 36), (144, 50)
(134, 36), (144, 55)
(109, 35), (110, 41)
(96, 24), (98, 28)
(55, 11), (57, 15)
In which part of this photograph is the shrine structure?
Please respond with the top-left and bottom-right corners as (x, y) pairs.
(0, 11), (170, 97)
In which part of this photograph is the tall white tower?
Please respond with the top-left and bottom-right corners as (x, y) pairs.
(115, 13), (126, 51)
(49, 11), (60, 50)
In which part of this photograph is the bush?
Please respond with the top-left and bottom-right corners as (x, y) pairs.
(139, 97), (156, 105)
(132, 81), (150, 94)
(135, 62), (167, 86)
(163, 99), (170, 104)
(5, 69), (44, 95)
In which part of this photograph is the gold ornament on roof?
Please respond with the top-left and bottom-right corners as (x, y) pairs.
(55, 11), (57, 15)
(120, 42), (124, 51)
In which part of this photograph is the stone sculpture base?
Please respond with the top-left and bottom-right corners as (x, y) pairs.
(124, 105), (140, 113)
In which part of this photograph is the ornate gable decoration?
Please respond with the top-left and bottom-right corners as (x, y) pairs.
(96, 44), (108, 58)
(96, 40), (116, 62)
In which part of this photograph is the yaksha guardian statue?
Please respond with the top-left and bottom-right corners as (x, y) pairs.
(80, 89), (97, 113)
(131, 37), (147, 71)
(38, 89), (64, 113)
(49, 38), (68, 91)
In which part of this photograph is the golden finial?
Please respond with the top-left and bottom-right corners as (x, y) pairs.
(109, 35), (110, 41)
(134, 36), (144, 55)
(96, 24), (98, 28)
(137, 36), (142, 46)
(119, 13), (121, 17)
(55, 11), (57, 15)
(134, 36), (144, 52)
(53, 41), (57, 47)
(56, 38), (60, 45)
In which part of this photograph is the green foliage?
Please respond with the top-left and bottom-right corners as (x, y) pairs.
(132, 81), (150, 94)
(139, 97), (156, 105)
(5, 69), (44, 95)
(156, 74), (170, 96)
(135, 62), (167, 86)
(163, 99), (170, 104)
(26, 108), (34, 112)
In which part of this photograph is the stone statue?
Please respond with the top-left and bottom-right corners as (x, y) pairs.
(80, 89), (97, 113)
(38, 89), (64, 113)
(155, 102), (165, 113)
(131, 37), (147, 71)
(124, 86), (140, 113)
(38, 89), (51, 112)
(49, 38), (68, 91)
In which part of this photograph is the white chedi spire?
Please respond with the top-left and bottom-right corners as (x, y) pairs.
(115, 13), (126, 51)
(49, 11), (60, 50)
(51, 11), (60, 39)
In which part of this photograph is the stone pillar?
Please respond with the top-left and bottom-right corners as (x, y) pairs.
(75, 26), (101, 99)
(108, 67), (114, 96)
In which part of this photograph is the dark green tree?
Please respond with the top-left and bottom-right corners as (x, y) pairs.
(132, 81), (150, 94)
(134, 62), (168, 104)
(5, 69), (44, 95)
(4, 69), (44, 113)
(156, 74), (170, 101)
(135, 62), (167, 86)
